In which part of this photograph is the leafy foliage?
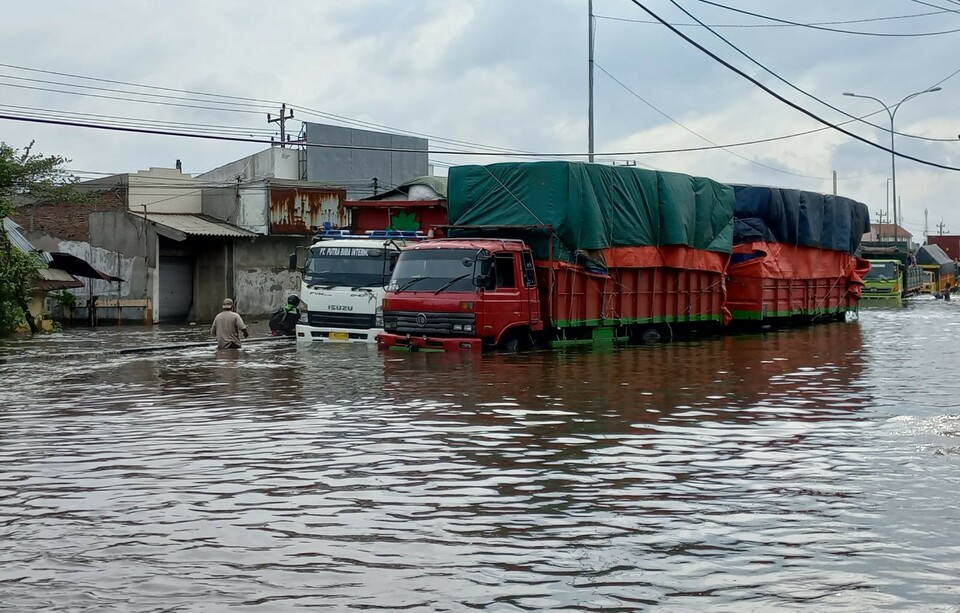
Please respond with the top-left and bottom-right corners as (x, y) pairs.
(0, 142), (77, 335)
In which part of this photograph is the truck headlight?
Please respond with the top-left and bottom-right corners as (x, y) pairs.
(375, 306), (383, 328)
(464, 324), (473, 333)
(299, 310), (308, 323)
(453, 324), (463, 331)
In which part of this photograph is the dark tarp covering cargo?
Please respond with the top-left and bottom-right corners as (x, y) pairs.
(447, 162), (734, 263)
(916, 243), (954, 274)
(731, 185), (871, 255)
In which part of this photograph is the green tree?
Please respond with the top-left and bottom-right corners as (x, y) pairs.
(0, 142), (77, 335)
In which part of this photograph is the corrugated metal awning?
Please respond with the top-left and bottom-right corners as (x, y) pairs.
(3, 217), (53, 263)
(49, 252), (124, 282)
(33, 268), (84, 292)
(135, 213), (257, 241)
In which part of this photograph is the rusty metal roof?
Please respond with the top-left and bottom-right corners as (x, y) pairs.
(137, 214), (257, 239)
(34, 268), (84, 292)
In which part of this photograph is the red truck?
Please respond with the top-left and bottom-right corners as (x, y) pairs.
(376, 162), (736, 351)
(376, 231), (728, 352)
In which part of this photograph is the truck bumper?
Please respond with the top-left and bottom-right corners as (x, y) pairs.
(296, 324), (381, 344)
(376, 333), (482, 352)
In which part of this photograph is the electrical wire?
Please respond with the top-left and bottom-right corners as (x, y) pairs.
(2, 110), (955, 173)
(665, 0), (960, 143)
(910, 0), (960, 14)
(626, 0), (960, 172)
(0, 62), (285, 106)
(0, 81), (265, 115)
(595, 8), (953, 28)
(0, 63), (550, 160)
(0, 104), (276, 137)
(0, 73), (276, 111)
(595, 62), (830, 180)
(692, 0), (960, 36)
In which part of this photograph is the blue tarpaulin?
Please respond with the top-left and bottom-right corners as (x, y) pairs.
(731, 185), (871, 255)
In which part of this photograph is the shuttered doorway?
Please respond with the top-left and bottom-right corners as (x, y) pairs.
(159, 256), (194, 321)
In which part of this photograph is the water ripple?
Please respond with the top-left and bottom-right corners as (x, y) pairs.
(2, 302), (960, 610)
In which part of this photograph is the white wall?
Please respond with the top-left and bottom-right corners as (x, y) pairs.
(128, 168), (203, 214)
(198, 148), (299, 184)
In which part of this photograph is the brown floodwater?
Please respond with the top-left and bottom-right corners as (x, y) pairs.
(2, 299), (960, 611)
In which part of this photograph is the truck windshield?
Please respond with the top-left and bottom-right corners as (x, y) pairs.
(304, 246), (392, 288)
(390, 248), (477, 293)
(865, 262), (897, 280)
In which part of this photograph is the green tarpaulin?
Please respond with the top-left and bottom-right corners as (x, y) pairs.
(447, 162), (734, 262)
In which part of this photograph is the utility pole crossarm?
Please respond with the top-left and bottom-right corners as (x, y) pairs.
(267, 103), (295, 148)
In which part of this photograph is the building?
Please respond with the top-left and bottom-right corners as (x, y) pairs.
(302, 123), (429, 199)
(10, 123), (434, 325)
(862, 223), (914, 250)
(2, 217), (118, 331)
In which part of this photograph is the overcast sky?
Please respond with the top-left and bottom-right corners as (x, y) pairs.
(2, 0), (958, 239)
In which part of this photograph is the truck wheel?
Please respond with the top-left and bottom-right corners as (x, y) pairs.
(498, 333), (520, 352)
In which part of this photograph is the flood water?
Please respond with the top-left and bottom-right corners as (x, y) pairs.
(2, 300), (960, 611)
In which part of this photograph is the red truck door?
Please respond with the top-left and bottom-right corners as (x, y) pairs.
(520, 250), (540, 326)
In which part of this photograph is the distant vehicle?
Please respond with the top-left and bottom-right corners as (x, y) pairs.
(916, 243), (956, 294)
(860, 243), (921, 299)
(921, 270), (937, 294)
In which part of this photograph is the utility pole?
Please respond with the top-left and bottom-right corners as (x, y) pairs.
(588, 0), (595, 163)
(924, 208), (929, 242)
(875, 209), (886, 231)
(832, 170), (837, 195)
(268, 103), (295, 148)
(938, 219), (948, 235)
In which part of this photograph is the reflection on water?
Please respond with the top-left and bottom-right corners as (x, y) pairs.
(2, 301), (960, 610)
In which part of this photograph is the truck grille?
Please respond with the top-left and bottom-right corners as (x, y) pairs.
(383, 311), (476, 336)
(307, 312), (377, 329)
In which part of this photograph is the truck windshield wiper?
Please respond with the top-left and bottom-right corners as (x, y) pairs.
(395, 276), (432, 293)
(433, 273), (472, 295)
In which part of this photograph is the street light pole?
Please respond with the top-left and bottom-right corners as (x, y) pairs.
(843, 87), (941, 245)
(886, 177), (891, 238)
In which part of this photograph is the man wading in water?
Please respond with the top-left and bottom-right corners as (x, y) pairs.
(211, 298), (249, 349)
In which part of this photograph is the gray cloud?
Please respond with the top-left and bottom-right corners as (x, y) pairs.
(1, 0), (957, 236)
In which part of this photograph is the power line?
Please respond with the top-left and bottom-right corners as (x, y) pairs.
(910, 0), (960, 14)
(664, 0), (960, 143)
(594, 8), (952, 28)
(594, 62), (830, 180)
(0, 73), (275, 110)
(0, 62), (549, 160)
(0, 81), (265, 115)
(3, 111), (957, 172)
(0, 103), (276, 136)
(625, 1), (960, 172)
(692, 0), (960, 36)
(0, 62), (285, 106)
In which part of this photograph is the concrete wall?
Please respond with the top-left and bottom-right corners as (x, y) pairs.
(232, 237), (311, 317)
(201, 184), (269, 234)
(90, 211), (158, 322)
(128, 168), (202, 214)
(199, 148), (299, 184)
(303, 123), (428, 199)
(23, 230), (140, 301)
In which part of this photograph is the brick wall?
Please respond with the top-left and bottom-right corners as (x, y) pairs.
(10, 191), (126, 243)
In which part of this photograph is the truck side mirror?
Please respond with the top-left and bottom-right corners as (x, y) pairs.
(290, 246), (308, 271)
(474, 254), (493, 288)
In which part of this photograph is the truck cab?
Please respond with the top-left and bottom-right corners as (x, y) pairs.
(377, 239), (542, 351)
(291, 232), (418, 343)
(862, 259), (902, 298)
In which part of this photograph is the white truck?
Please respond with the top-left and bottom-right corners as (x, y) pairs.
(290, 232), (416, 343)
